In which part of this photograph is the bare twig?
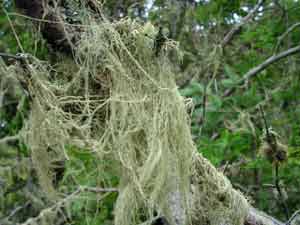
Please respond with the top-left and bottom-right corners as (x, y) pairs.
(243, 45), (300, 83)
(201, 83), (207, 125)
(198, 83), (207, 132)
(259, 105), (270, 142)
(221, 0), (264, 47)
(223, 45), (300, 97)
(286, 209), (300, 225)
(4, 9), (25, 53)
(274, 164), (289, 220)
(7, 12), (86, 27)
(275, 22), (300, 53)
(5, 201), (31, 220)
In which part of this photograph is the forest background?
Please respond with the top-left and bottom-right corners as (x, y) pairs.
(0, 0), (300, 224)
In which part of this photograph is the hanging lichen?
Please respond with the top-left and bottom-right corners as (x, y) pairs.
(1, 10), (250, 225)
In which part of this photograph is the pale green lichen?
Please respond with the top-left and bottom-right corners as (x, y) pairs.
(1, 11), (249, 225)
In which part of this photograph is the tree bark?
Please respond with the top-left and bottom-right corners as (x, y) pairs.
(15, 0), (79, 53)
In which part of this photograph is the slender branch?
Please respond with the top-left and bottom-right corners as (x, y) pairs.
(201, 84), (207, 125)
(243, 45), (300, 82)
(275, 22), (300, 53)
(4, 9), (25, 53)
(259, 105), (270, 143)
(274, 164), (289, 220)
(5, 201), (31, 220)
(19, 186), (118, 225)
(7, 12), (85, 27)
(286, 209), (300, 225)
(280, 22), (300, 41)
(0, 135), (19, 145)
(223, 45), (300, 97)
(221, 0), (264, 47)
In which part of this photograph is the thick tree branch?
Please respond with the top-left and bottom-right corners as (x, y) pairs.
(223, 45), (300, 97)
(14, 0), (44, 19)
(14, 0), (80, 54)
(221, 0), (264, 47)
(246, 207), (284, 225)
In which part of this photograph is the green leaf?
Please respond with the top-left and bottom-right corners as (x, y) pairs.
(224, 64), (239, 80)
(180, 82), (204, 97)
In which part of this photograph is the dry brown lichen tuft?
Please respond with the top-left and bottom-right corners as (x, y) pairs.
(259, 141), (288, 164)
(259, 129), (288, 165)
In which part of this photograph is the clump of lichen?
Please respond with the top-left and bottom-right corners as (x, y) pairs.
(1, 12), (249, 225)
(259, 129), (288, 165)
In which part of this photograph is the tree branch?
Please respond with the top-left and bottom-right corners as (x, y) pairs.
(246, 207), (284, 225)
(5, 201), (31, 221)
(0, 135), (19, 145)
(223, 45), (300, 97)
(19, 186), (118, 225)
(221, 0), (264, 47)
(286, 209), (300, 225)
(0, 52), (28, 61)
(275, 22), (300, 53)
(14, 0), (80, 54)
